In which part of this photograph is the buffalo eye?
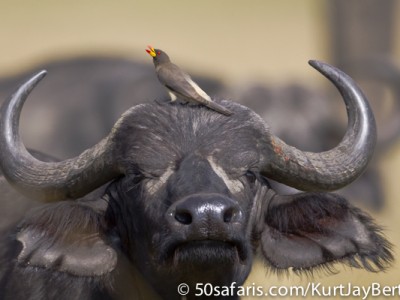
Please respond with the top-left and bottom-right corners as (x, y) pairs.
(130, 172), (145, 185)
(245, 170), (257, 185)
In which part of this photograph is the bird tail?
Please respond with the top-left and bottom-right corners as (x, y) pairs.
(205, 101), (233, 116)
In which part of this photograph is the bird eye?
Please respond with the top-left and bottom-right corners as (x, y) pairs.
(157, 51), (161, 55)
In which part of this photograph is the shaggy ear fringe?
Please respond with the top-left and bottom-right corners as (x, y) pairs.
(261, 193), (394, 276)
(262, 221), (393, 279)
(13, 201), (118, 278)
(17, 201), (107, 243)
(340, 207), (394, 272)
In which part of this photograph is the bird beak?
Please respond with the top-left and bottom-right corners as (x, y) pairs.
(145, 45), (156, 57)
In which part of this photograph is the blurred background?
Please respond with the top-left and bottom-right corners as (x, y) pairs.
(1, 0), (400, 299)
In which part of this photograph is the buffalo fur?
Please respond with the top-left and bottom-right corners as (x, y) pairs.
(0, 101), (394, 300)
(261, 193), (393, 275)
(0, 202), (115, 300)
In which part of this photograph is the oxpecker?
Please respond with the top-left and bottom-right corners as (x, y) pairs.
(146, 45), (233, 116)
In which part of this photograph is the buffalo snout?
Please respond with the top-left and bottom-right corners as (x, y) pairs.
(167, 194), (243, 236)
(164, 194), (248, 264)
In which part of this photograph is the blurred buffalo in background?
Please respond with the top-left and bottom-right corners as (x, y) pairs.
(0, 61), (394, 300)
(0, 0), (398, 231)
(223, 0), (400, 210)
(0, 0), (399, 298)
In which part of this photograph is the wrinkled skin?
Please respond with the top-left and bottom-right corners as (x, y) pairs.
(0, 63), (394, 300)
(2, 56), (400, 211)
(231, 83), (385, 209)
(103, 104), (270, 297)
(0, 102), (393, 300)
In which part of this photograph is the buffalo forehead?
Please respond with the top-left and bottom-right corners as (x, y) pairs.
(116, 104), (263, 174)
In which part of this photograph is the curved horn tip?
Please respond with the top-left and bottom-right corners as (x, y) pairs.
(29, 70), (48, 85)
(307, 60), (358, 90)
(19, 70), (48, 95)
(308, 60), (334, 73)
(308, 59), (356, 84)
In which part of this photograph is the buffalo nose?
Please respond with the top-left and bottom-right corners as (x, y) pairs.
(167, 194), (243, 229)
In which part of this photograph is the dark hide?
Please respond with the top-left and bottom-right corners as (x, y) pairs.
(0, 103), (393, 300)
(1, 57), (399, 211)
(0, 57), (222, 158)
(230, 83), (389, 210)
(261, 192), (392, 273)
(0, 202), (115, 300)
(0, 150), (58, 233)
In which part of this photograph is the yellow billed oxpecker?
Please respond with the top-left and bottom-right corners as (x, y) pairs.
(145, 45), (233, 116)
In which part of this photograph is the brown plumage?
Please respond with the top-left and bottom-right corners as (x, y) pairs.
(146, 46), (233, 116)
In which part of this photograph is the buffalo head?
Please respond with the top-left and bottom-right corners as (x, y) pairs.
(0, 61), (392, 299)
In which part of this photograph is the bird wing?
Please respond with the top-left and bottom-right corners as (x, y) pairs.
(157, 63), (212, 103)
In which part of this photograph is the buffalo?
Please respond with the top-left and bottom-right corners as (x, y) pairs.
(2, 56), (400, 211)
(0, 60), (393, 299)
(229, 62), (400, 210)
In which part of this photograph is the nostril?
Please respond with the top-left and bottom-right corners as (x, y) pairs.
(175, 210), (192, 225)
(168, 196), (243, 227)
(223, 207), (239, 223)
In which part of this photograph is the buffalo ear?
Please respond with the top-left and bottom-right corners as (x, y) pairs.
(260, 192), (393, 272)
(16, 201), (117, 277)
